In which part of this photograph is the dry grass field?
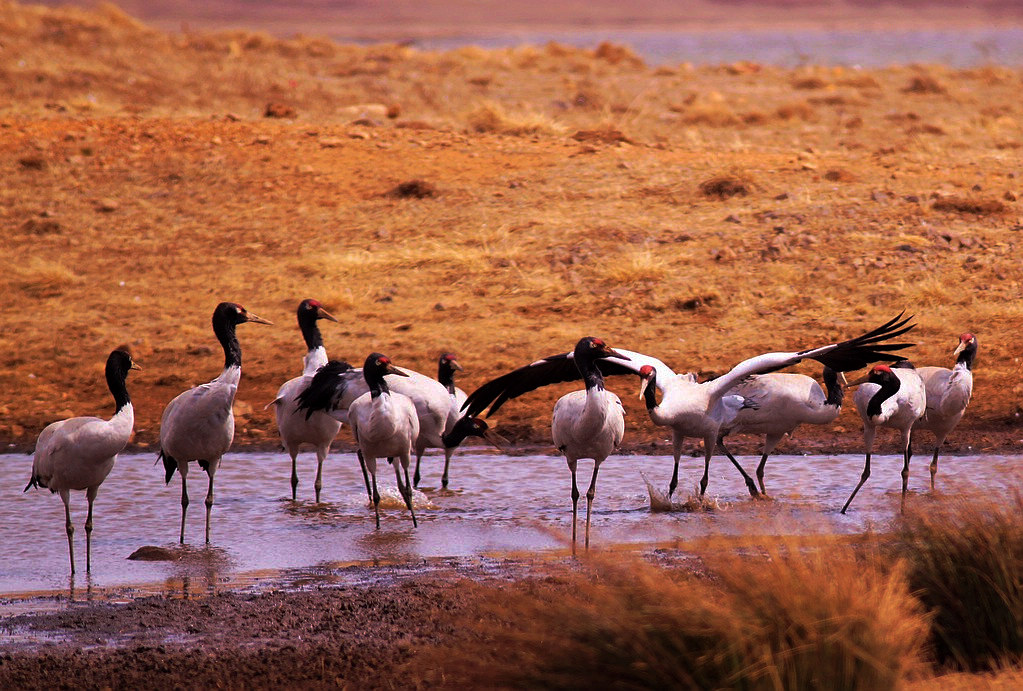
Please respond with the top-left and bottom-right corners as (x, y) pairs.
(2, 1), (1022, 455)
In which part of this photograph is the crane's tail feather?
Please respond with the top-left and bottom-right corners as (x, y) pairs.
(158, 449), (178, 484)
(24, 475), (39, 492)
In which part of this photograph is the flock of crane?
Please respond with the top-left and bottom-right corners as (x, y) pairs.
(24, 300), (976, 573)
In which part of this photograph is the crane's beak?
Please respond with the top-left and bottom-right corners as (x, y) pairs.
(846, 373), (870, 387)
(317, 307), (339, 323)
(639, 375), (653, 400)
(603, 346), (631, 361)
(245, 312), (273, 326)
(952, 340), (968, 358)
(385, 364), (410, 377)
(836, 371), (848, 386)
(482, 428), (508, 452)
(451, 359), (464, 372)
(130, 361), (142, 371)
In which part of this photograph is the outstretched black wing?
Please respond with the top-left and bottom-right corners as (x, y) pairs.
(294, 359), (355, 419)
(461, 353), (637, 418)
(797, 311), (916, 372)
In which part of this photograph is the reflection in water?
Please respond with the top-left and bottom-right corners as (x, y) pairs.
(1, 451), (1021, 596)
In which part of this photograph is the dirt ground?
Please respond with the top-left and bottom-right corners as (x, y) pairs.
(2, 2), (1023, 688)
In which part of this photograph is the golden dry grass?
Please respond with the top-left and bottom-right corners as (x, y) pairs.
(0, 2), (1021, 452)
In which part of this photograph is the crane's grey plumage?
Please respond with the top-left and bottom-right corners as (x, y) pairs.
(268, 299), (340, 502)
(913, 333), (977, 490)
(466, 313), (915, 501)
(347, 353), (420, 528)
(842, 362), (926, 514)
(158, 302), (272, 543)
(25, 349), (139, 574)
(719, 367), (846, 494)
(462, 337), (629, 549)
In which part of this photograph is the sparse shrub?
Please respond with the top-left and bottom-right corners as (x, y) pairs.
(699, 173), (753, 199)
(903, 76), (947, 94)
(8, 258), (80, 298)
(388, 179), (437, 199)
(593, 41), (644, 67)
(775, 100), (817, 120)
(890, 493), (1023, 670)
(464, 100), (564, 135)
(792, 76), (828, 89)
(681, 104), (741, 127)
(932, 196), (1007, 215)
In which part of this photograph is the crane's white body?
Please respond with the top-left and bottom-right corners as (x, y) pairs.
(724, 372), (842, 493)
(914, 361), (973, 487)
(348, 387), (421, 528)
(28, 350), (136, 574)
(271, 345), (342, 501)
(160, 364), (239, 481)
(843, 366), (926, 514)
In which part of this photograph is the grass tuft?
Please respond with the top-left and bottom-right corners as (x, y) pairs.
(464, 100), (565, 136)
(428, 542), (928, 689)
(890, 493), (1023, 671)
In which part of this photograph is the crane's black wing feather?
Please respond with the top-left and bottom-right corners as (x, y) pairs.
(461, 353), (636, 417)
(295, 359), (355, 419)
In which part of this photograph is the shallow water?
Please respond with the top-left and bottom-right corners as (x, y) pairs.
(406, 28), (1023, 67)
(1, 447), (1021, 596)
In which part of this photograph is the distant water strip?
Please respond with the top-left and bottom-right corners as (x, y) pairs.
(380, 28), (1023, 67)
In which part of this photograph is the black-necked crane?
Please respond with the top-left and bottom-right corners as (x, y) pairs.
(296, 356), (468, 494)
(913, 332), (977, 490)
(413, 352), (468, 489)
(24, 349), (140, 574)
(718, 367), (846, 495)
(267, 299), (340, 502)
(464, 314), (915, 504)
(462, 336), (630, 549)
(158, 302), (272, 544)
(842, 361), (926, 514)
(346, 353), (420, 529)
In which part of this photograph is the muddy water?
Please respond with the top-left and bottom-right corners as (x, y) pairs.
(1, 448), (1021, 596)
(410, 28), (1023, 67)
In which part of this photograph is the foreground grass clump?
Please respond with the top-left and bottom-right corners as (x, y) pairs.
(891, 492), (1023, 671)
(433, 541), (927, 690)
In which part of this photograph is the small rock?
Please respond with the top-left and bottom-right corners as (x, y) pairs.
(264, 102), (297, 119)
(96, 198), (119, 212)
(723, 214), (742, 224)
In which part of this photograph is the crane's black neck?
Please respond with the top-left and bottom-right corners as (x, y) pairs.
(866, 373), (900, 418)
(214, 316), (242, 370)
(298, 307), (324, 353)
(822, 367), (844, 408)
(105, 354), (132, 412)
(363, 355), (391, 399)
(437, 362), (457, 395)
(574, 350), (606, 392)
(641, 375), (658, 410)
(957, 340), (978, 371)
(442, 416), (482, 449)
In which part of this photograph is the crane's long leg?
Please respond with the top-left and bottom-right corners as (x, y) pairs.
(842, 425), (875, 514)
(900, 432), (913, 514)
(370, 468), (381, 530)
(397, 459), (418, 528)
(204, 469), (216, 545)
(179, 472), (189, 544)
(569, 460), (579, 551)
(929, 433), (946, 491)
(441, 447), (454, 489)
(357, 450), (372, 502)
(289, 449), (299, 501)
(584, 461), (602, 550)
(668, 431), (684, 499)
(757, 432), (785, 495)
(413, 450), (424, 488)
(314, 445), (327, 504)
(716, 439), (760, 498)
(61, 490), (75, 575)
(85, 487), (98, 573)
